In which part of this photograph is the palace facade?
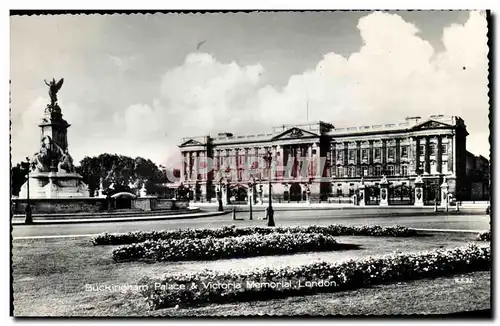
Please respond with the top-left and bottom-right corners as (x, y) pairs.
(178, 115), (481, 204)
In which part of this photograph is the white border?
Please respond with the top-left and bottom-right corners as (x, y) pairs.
(3, 1), (498, 325)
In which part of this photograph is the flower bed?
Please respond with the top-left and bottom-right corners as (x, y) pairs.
(113, 232), (357, 262)
(476, 231), (491, 241)
(93, 224), (417, 245)
(138, 243), (490, 310)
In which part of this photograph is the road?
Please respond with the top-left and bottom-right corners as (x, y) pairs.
(12, 209), (489, 238)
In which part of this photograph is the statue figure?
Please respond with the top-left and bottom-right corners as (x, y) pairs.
(57, 149), (75, 173)
(44, 78), (64, 106)
(30, 135), (52, 172)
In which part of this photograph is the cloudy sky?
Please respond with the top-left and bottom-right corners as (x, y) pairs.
(10, 10), (489, 167)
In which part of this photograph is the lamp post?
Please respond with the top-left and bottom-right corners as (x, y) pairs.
(263, 151), (275, 227)
(248, 177), (255, 220)
(24, 157), (32, 224)
(217, 180), (223, 212)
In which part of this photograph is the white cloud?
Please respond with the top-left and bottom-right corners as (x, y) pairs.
(11, 11), (489, 167)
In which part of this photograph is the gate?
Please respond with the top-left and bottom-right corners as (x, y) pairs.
(424, 180), (441, 206)
(389, 184), (414, 205)
(365, 186), (380, 205)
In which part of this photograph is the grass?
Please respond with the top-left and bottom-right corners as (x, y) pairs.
(147, 271), (491, 316)
(12, 232), (488, 316)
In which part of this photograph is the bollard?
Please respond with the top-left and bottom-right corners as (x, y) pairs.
(434, 201), (438, 212)
(232, 207), (236, 220)
(456, 201), (460, 212)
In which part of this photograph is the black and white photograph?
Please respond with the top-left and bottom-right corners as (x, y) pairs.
(9, 9), (491, 317)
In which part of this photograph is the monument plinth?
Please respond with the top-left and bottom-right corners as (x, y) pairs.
(18, 78), (89, 199)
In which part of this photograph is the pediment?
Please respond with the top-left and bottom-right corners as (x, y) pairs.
(272, 127), (319, 140)
(412, 120), (452, 130)
(179, 139), (204, 147)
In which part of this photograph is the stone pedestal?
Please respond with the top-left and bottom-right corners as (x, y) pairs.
(19, 172), (89, 199)
(379, 176), (389, 206)
(440, 178), (449, 209)
(139, 184), (147, 197)
(358, 182), (366, 206)
(414, 175), (424, 207)
(222, 184), (228, 205)
(247, 186), (254, 206)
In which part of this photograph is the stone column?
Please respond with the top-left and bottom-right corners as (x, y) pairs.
(276, 145), (284, 181)
(436, 136), (442, 174)
(316, 142), (322, 180)
(414, 175), (424, 207)
(395, 138), (401, 175)
(199, 151), (206, 181)
(307, 144), (313, 178)
(449, 135), (454, 173)
(187, 152), (193, 180)
(382, 139), (387, 166)
(194, 151), (200, 180)
(272, 145), (278, 181)
(180, 152), (186, 182)
(424, 137), (431, 174)
(343, 142), (348, 177)
(414, 137), (421, 174)
(356, 141), (361, 177)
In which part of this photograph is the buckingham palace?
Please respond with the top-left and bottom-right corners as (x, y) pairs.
(178, 115), (488, 205)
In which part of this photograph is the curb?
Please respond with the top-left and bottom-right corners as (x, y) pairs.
(11, 211), (229, 226)
(412, 228), (486, 234)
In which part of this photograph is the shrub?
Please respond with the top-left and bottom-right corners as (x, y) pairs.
(112, 232), (357, 262)
(93, 224), (417, 245)
(139, 243), (490, 310)
(476, 230), (491, 241)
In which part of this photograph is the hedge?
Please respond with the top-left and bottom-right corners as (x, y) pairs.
(112, 232), (358, 262)
(93, 224), (418, 245)
(138, 243), (490, 310)
(477, 230), (491, 241)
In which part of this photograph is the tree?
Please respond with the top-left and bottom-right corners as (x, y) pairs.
(76, 154), (167, 196)
(11, 161), (29, 196)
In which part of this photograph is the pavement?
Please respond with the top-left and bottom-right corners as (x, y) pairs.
(11, 209), (226, 226)
(11, 209), (489, 239)
(193, 202), (489, 212)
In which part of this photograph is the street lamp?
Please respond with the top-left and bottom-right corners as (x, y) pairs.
(24, 157), (32, 224)
(263, 151), (275, 227)
(217, 180), (223, 212)
(248, 177), (255, 220)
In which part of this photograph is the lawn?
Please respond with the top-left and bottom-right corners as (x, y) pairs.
(12, 232), (489, 316)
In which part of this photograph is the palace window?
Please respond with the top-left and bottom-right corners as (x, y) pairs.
(419, 144), (425, 154)
(349, 149), (356, 161)
(337, 167), (343, 177)
(429, 143), (436, 155)
(387, 147), (395, 159)
(361, 149), (368, 160)
(401, 165), (408, 176)
(336, 150), (344, 162)
(349, 166), (356, 177)
(401, 146), (408, 158)
(442, 161), (448, 174)
(363, 167), (368, 176)
(387, 165), (395, 175)
(441, 143), (447, 154)
(374, 148), (381, 160)
(374, 166), (382, 176)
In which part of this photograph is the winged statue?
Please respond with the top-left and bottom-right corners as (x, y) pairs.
(44, 78), (64, 105)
